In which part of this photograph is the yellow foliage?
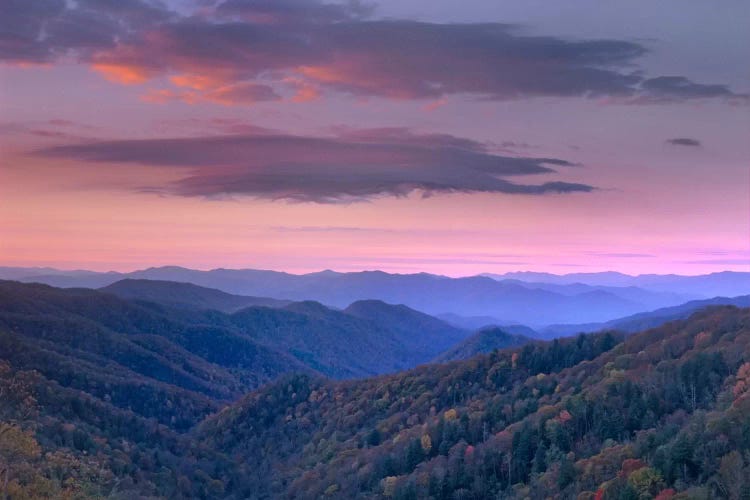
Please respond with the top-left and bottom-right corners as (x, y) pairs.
(382, 476), (398, 497)
(324, 483), (339, 496)
(628, 467), (664, 498)
(420, 434), (432, 454)
(0, 423), (41, 461)
(733, 362), (750, 402)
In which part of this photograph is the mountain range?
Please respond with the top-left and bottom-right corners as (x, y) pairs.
(539, 294), (750, 338)
(0, 279), (472, 386)
(485, 270), (750, 297)
(2, 275), (747, 498)
(3, 266), (747, 326)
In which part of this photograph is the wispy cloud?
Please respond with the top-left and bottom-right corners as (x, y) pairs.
(683, 258), (750, 265)
(0, 120), (97, 141)
(271, 225), (382, 233)
(585, 252), (656, 258)
(325, 256), (532, 266)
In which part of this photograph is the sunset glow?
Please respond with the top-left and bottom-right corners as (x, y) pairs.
(1, 0), (748, 276)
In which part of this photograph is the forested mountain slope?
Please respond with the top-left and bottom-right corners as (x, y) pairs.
(0, 281), (469, 498)
(199, 306), (750, 499)
(2, 280), (748, 499)
(345, 300), (469, 356)
(0, 281), (312, 429)
(227, 300), (467, 378)
(0, 280), (470, 384)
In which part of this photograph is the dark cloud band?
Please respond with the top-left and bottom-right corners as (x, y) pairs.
(1, 0), (745, 104)
(666, 137), (702, 147)
(37, 128), (594, 203)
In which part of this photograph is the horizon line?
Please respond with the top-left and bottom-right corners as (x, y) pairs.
(1, 263), (747, 280)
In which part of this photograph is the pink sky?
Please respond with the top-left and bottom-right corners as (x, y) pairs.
(1, 0), (748, 276)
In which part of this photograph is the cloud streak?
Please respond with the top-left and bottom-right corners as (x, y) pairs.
(37, 128), (594, 203)
(684, 258), (750, 265)
(2, 0), (745, 105)
(666, 137), (702, 147)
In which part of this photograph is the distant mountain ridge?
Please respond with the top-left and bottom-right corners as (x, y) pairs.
(4, 266), (743, 326)
(101, 278), (290, 312)
(540, 294), (750, 338)
(484, 270), (750, 297)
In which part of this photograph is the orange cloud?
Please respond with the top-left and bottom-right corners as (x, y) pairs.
(92, 63), (151, 84)
(297, 64), (425, 100)
(424, 98), (447, 112)
(141, 83), (279, 106)
(141, 88), (187, 104)
(297, 65), (345, 84)
(291, 85), (321, 103)
(282, 75), (321, 103)
(202, 82), (280, 105)
(170, 74), (226, 91)
(5, 61), (53, 69)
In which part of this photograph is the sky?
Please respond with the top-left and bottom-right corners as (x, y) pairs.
(1, 0), (749, 276)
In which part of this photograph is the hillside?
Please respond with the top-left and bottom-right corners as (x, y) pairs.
(0, 281), (470, 497)
(228, 300), (470, 378)
(345, 300), (469, 356)
(0, 280), (474, 384)
(0, 352), (259, 499)
(0, 280), (315, 498)
(434, 326), (531, 362)
(198, 306), (750, 499)
(101, 278), (290, 312)
(0, 281), (312, 429)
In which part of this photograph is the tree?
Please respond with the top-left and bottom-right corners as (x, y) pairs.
(421, 434), (432, 455)
(0, 423), (41, 496)
(715, 451), (745, 500)
(628, 467), (664, 499)
(733, 363), (750, 402)
(557, 456), (576, 490)
(383, 476), (398, 497)
(367, 428), (382, 447)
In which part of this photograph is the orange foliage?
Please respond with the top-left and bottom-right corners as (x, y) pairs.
(654, 488), (676, 499)
(694, 331), (711, 347)
(733, 362), (750, 401)
(618, 458), (646, 478)
(558, 409), (573, 423)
